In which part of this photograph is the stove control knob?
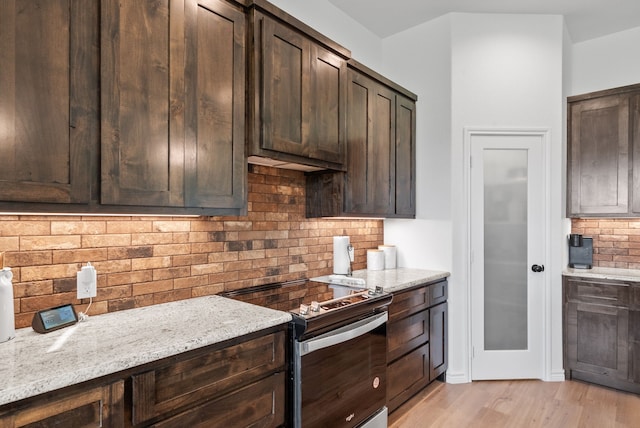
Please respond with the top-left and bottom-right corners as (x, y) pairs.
(299, 304), (309, 315)
(310, 301), (320, 312)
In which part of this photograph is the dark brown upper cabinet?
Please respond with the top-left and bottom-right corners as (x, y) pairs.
(0, 0), (98, 206)
(248, 5), (349, 170)
(101, 0), (246, 212)
(306, 61), (417, 218)
(567, 83), (640, 217)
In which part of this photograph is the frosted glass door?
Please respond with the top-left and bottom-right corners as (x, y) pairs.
(470, 131), (545, 380)
(483, 149), (528, 350)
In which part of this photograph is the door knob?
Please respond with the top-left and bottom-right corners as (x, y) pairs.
(531, 264), (545, 273)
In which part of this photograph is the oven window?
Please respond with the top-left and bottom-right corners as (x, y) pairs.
(300, 323), (386, 427)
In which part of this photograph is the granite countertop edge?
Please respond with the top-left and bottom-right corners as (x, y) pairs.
(564, 267), (640, 282)
(311, 267), (451, 293)
(0, 295), (291, 407)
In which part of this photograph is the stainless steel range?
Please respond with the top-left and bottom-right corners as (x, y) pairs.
(221, 279), (392, 428)
(291, 283), (391, 428)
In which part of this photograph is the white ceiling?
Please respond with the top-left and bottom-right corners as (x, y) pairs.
(327, 0), (640, 42)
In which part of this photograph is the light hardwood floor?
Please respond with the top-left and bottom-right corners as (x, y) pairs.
(389, 379), (640, 427)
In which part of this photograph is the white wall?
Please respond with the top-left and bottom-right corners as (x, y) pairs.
(570, 26), (640, 95)
(382, 15), (452, 271)
(449, 13), (565, 382)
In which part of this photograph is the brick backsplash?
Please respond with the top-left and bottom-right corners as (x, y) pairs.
(4, 165), (383, 328)
(571, 218), (640, 269)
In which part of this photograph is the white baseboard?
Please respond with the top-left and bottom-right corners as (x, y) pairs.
(444, 371), (470, 384)
(547, 370), (566, 382)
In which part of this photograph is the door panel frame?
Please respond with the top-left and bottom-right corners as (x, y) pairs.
(463, 128), (551, 381)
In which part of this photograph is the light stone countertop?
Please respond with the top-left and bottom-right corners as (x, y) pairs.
(312, 267), (450, 293)
(564, 267), (640, 283)
(0, 295), (291, 407)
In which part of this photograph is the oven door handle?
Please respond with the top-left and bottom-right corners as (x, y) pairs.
(299, 312), (388, 356)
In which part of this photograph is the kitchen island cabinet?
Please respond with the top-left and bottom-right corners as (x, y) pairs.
(305, 60), (417, 218)
(0, 296), (291, 427)
(563, 275), (640, 394)
(387, 278), (448, 413)
(248, 3), (349, 170)
(0, 381), (124, 428)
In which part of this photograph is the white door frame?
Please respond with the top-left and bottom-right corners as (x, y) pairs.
(463, 127), (552, 381)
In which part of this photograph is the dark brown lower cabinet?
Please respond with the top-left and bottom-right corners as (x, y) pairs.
(387, 279), (448, 413)
(0, 381), (124, 428)
(0, 327), (287, 428)
(149, 372), (285, 428)
(430, 302), (448, 380)
(563, 276), (640, 394)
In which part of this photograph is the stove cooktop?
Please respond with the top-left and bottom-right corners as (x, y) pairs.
(219, 279), (392, 336)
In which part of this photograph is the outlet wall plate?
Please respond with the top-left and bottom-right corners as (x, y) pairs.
(77, 264), (97, 299)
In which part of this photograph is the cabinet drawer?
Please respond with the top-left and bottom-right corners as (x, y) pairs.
(387, 343), (429, 414)
(0, 381), (124, 428)
(389, 286), (429, 321)
(430, 280), (448, 306)
(150, 372), (285, 428)
(388, 310), (429, 362)
(566, 278), (630, 306)
(132, 331), (285, 425)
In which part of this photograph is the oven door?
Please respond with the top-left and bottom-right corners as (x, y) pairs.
(293, 311), (388, 428)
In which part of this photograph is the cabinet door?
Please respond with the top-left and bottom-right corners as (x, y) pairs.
(565, 300), (629, 380)
(430, 302), (448, 380)
(259, 15), (310, 158)
(631, 94), (640, 214)
(101, 0), (185, 207)
(630, 285), (640, 383)
(309, 45), (346, 164)
(183, 0), (246, 209)
(344, 70), (395, 215)
(0, 381), (124, 428)
(0, 0), (96, 204)
(395, 94), (416, 217)
(568, 94), (629, 215)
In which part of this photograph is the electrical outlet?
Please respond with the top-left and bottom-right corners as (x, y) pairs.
(77, 264), (97, 299)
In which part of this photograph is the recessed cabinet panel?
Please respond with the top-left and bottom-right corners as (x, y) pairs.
(430, 302), (448, 380)
(567, 84), (640, 217)
(260, 17), (307, 156)
(102, 0), (246, 211)
(251, 11), (346, 169)
(101, 0), (182, 206)
(344, 78), (370, 213)
(310, 45), (346, 164)
(258, 15), (308, 157)
(343, 69), (395, 215)
(0, 0), (96, 204)
(184, 0), (246, 208)
(0, 381), (124, 428)
(371, 89), (395, 214)
(395, 95), (416, 217)
(630, 94), (640, 214)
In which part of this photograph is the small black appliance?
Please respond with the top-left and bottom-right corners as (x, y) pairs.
(568, 234), (593, 269)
